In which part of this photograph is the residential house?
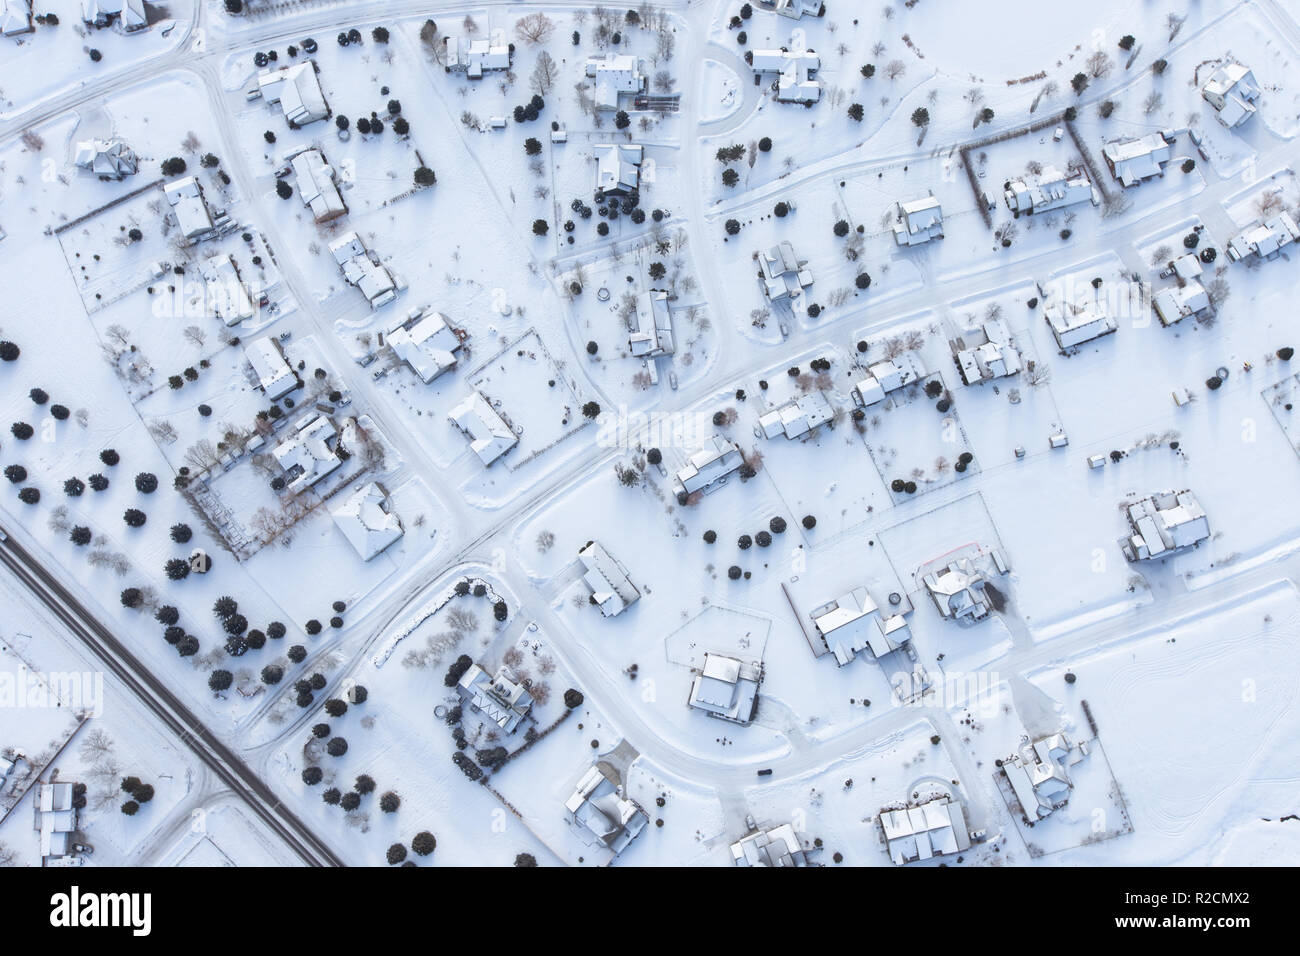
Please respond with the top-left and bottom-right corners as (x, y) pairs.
(672, 435), (745, 501)
(82, 0), (146, 32)
(457, 663), (532, 734)
(747, 48), (821, 104)
(163, 177), (220, 243)
(288, 148), (346, 222)
(808, 586), (912, 666)
(73, 138), (138, 180)
(1152, 258), (1211, 326)
(578, 541), (641, 617)
(565, 763), (648, 856)
(330, 232), (401, 309)
(1102, 131), (1176, 187)
(730, 822), (807, 866)
(594, 143), (643, 197)
(444, 35), (512, 79)
(584, 54), (646, 110)
(687, 653), (761, 725)
(758, 241), (813, 303)
(924, 557), (998, 623)
(1120, 489), (1211, 561)
(244, 336), (297, 401)
(2, 0), (33, 37)
(1202, 63), (1260, 128)
(272, 414), (342, 494)
(257, 61), (329, 128)
(1004, 165), (1098, 215)
(448, 391), (518, 466)
(1001, 733), (1090, 821)
(850, 354), (925, 407)
(878, 795), (971, 865)
(758, 391), (833, 440)
(628, 289), (674, 358)
(332, 482), (403, 561)
(893, 195), (944, 246)
(755, 0), (823, 19)
(382, 308), (463, 383)
(202, 254), (255, 326)
(34, 782), (80, 865)
(951, 318), (1022, 385)
(1043, 297), (1117, 351)
(1226, 213), (1300, 262)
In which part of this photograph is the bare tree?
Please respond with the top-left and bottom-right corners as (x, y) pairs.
(885, 60), (907, 81)
(515, 12), (556, 45)
(530, 51), (559, 95)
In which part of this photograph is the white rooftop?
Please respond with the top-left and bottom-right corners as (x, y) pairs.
(448, 391), (517, 466)
(332, 482), (403, 561)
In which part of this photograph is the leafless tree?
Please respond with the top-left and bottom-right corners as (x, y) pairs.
(515, 12), (556, 45)
(530, 51), (559, 95)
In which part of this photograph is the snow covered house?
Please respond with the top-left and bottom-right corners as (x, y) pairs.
(332, 482), (403, 560)
(1120, 489), (1210, 561)
(951, 319), (1021, 385)
(444, 34), (512, 79)
(808, 586), (912, 666)
(34, 781), (80, 866)
(257, 61), (329, 128)
(730, 822), (807, 866)
(1102, 131), (1176, 187)
(1001, 733), (1090, 821)
(1043, 298), (1117, 351)
(82, 0), (146, 32)
(924, 558), (997, 623)
(288, 148), (346, 222)
(672, 435), (745, 501)
(448, 391), (518, 466)
(202, 254), (255, 326)
(850, 354), (925, 407)
(687, 653), (761, 725)
(457, 663), (532, 734)
(594, 143), (643, 197)
(2, 0), (33, 37)
(1202, 63), (1260, 128)
(1226, 213), (1300, 262)
(382, 308), (464, 383)
(758, 391), (833, 440)
(1152, 276), (1211, 327)
(73, 138), (138, 180)
(758, 241), (813, 303)
(628, 289), (673, 358)
(892, 195), (944, 246)
(878, 795), (971, 866)
(565, 763), (648, 856)
(584, 54), (646, 110)
(163, 177), (220, 243)
(272, 414), (342, 494)
(330, 232), (402, 309)
(1003, 165), (1098, 215)
(578, 541), (641, 617)
(747, 48), (821, 104)
(755, 0), (823, 20)
(245, 336), (297, 401)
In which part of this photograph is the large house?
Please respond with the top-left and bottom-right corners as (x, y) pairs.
(878, 795), (971, 865)
(1004, 165), (1098, 215)
(687, 653), (761, 725)
(1102, 131), (1176, 187)
(382, 308), (463, 383)
(332, 482), (403, 561)
(809, 586), (912, 666)
(1202, 63), (1260, 128)
(448, 391), (517, 466)
(444, 34), (512, 79)
(594, 143), (643, 197)
(1152, 257), (1212, 327)
(164, 177), (222, 243)
(758, 241), (813, 303)
(578, 541), (641, 617)
(628, 289), (673, 359)
(1000, 733), (1090, 821)
(951, 319), (1022, 385)
(272, 415), (342, 494)
(202, 254), (256, 326)
(458, 664), (533, 734)
(924, 557), (999, 623)
(245, 336), (297, 401)
(82, 0), (146, 32)
(758, 391), (833, 440)
(1043, 297), (1117, 352)
(1120, 490), (1210, 561)
(564, 762), (648, 856)
(747, 48), (821, 104)
(583, 54), (646, 110)
(2, 0), (33, 37)
(672, 435), (745, 501)
(73, 138), (138, 180)
(34, 781), (81, 866)
(288, 148), (346, 222)
(1226, 213), (1300, 262)
(257, 61), (330, 128)
(730, 822), (807, 866)
(850, 354), (925, 407)
(330, 232), (401, 309)
(754, 0), (823, 19)
(893, 195), (944, 246)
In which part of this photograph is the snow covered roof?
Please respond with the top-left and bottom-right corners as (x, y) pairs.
(584, 54), (645, 110)
(1202, 63), (1260, 128)
(1043, 298), (1117, 351)
(1003, 165), (1097, 215)
(448, 391), (518, 466)
(594, 143), (643, 196)
(163, 176), (216, 241)
(879, 796), (971, 865)
(759, 241), (813, 302)
(73, 138), (138, 179)
(672, 435), (745, 498)
(923, 559), (993, 622)
(1226, 213), (1300, 261)
(578, 541), (641, 617)
(82, 0), (146, 31)
(893, 195), (944, 245)
(445, 35), (512, 79)
(1102, 131), (1176, 187)
(202, 254), (255, 326)
(628, 289), (673, 358)
(289, 148), (346, 222)
(332, 482), (403, 561)
(758, 391), (833, 439)
(730, 822), (807, 866)
(329, 232), (400, 309)
(755, 0), (822, 20)
(687, 653), (761, 725)
(258, 61), (329, 128)
(952, 319), (1021, 385)
(1002, 733), (1089, 820)
(1, 0), (33, 37)
(748, 48), (821, 103)
(565, 763), (648, 855)
(272, 414), (342, 494)
(383, 308), (462, 383)
(1122, 489), (1210, 561)
(458, 664), (532, 734)
(851, 353), (925, 406)
(1152, 278), (1211, 326)
(244, 336), (297, 401)
(34, 782), (78, 860)
(809, 586), (912, 665)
